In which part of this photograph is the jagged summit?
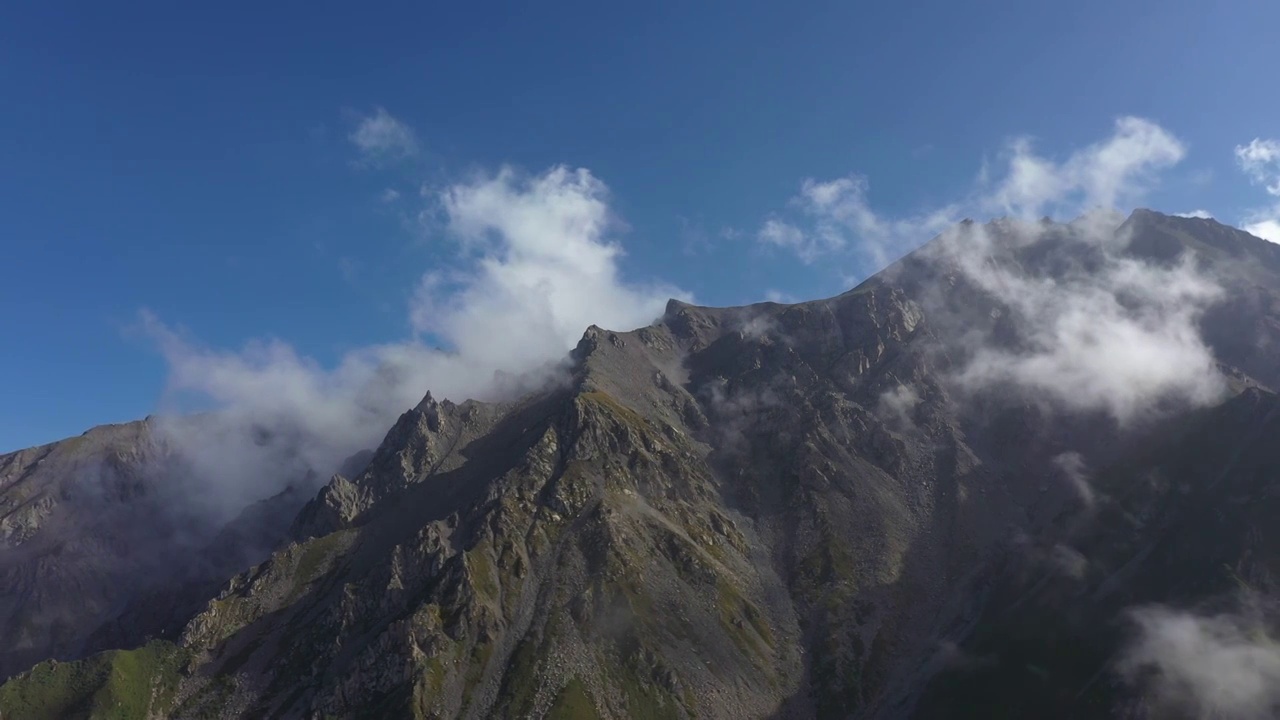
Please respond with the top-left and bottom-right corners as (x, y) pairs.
(5, 210), (1280, 718)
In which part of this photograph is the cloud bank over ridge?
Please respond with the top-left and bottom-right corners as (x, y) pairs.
(759, 116), (1224, 424)
(757, 116), (1187, 274)
(145, 153), (682, 520)
(142, 112), (1231, 521)
(934, 217), (1225, 425)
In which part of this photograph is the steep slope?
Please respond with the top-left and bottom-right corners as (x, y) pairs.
(163, 351), (805, 719)
(0, 420), (326, 682)
(4, 210), (1280, 719)
(0, 420), (180, 680)
(910, 386), (1280, 719)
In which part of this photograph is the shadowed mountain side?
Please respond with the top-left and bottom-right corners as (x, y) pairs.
(910, 387), (1280, 719)
(0, 419), (372, 682)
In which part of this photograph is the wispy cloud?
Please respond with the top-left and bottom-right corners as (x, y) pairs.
(676, 216), (713, 256)
(758, 175), (957, 268)
(1236, 139), (1280, 194)
(1243, 219), (1280, 244)
(758, 116), (1185, 271)
(985, 117), (1184, 218)
(936, 218), (1225, 424)
(1176, 209), (1213, 219)
(758, 217), (821, 262)
(1235, 138), (1280, 243)
(349, 107), (419, 166)
(1119, 602), (1280, 719)
(1052, 451), (1095, 508)
(144, 112), (1226, 523)
(752, 117), (1221, 424)
(144, 160), (684, 522)
(1189, 168), (1215, 187)
(337, 256), (358, 284)
(675, 218), (738, 256)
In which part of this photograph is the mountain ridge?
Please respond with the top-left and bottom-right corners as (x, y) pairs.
(4, 209), (1280, 718)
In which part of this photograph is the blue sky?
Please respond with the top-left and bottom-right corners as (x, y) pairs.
(3, 0), (1280, 452)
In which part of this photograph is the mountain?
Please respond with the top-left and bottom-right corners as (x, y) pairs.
(3, 209), (1280, 719)
(0, 418), (360, 683)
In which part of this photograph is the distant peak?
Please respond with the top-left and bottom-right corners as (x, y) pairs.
(1123, 207), (1168, 225)
(664, 298), (693, 316)
(414, 391), (438, 413)
(570, 325), (605, 363)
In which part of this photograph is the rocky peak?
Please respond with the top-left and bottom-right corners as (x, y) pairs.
(9, 213), (1280, 719)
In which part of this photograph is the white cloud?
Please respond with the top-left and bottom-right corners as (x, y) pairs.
(143, 317), (450, 519)
(1235, 138), (1280, 196)
(380, 188), (402, 203)
(759, 175), (957, 269)
(936, 218), (1225, 425)
(877, 384), (921, 430)
(1052, 451), (1095, 508)
(1119, 604), (1280, 719)
(752, 117), (1221, 424)
(412, 165), (682, 375)
(1176, 209), (1213, 219)
(145, 163), (683, 523)
(987, 117), (1185, 218)
(1235, 138), (1280, 244)
(758, 218), (818, 261)
(1243, 219), (1280, 244)
(758, 116), (1184, 270)
(349, 107), (419, 165)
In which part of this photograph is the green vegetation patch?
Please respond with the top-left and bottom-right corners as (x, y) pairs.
(547, 677), (600, 720)
(580, 391), (650, 434)
(0, 640), (188, 720)
(615, 667), (682, 720)
(409, 645), (458, 720)
(495, 636), (540, 717)
(460, 640), (494, 713)
(465, 541), (500, 601)
(294, 529), (356, 588)
(608, 633), (689, 720)
(714, 579), (775, 662)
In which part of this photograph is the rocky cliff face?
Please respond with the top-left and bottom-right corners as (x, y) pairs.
(3, 210), (1280, 719)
